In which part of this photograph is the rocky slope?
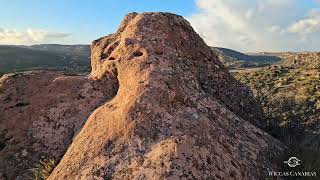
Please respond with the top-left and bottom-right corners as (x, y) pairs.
(234, 53), (320, 151)
(280, 52), (320, 68)
(0, 71), (118, 179)
(44, 12), (285, 179)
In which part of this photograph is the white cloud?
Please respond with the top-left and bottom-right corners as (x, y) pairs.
(287, 9), (320, 35)
(188, 0), (292, 51)
(266, 25), (287, 34)
(299, 36), (308, 42)
(267, 25), (281, 32)
(27, 29), (70, 41)
(188, 0), (319, 52)
(0, 28), (71, 45)
(239, 35), (253, 45)
(245, 8), (254, 19)
(266, 0), (293, 7)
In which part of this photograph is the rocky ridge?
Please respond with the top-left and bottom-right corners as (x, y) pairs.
(280, 52), (320, 68)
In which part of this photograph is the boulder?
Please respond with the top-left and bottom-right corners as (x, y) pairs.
(0, 71), (118, 179)
(48, 12), (284, 180)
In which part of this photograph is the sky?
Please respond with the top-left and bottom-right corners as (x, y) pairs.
(0, 0), (320, 52)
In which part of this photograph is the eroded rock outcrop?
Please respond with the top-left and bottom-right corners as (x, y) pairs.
(48, 12), (284, 179)
(0, 71), (118, 179)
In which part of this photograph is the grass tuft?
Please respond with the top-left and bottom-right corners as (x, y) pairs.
(30, 158), (56, 180)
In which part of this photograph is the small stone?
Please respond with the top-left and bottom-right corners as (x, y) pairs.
(21, 150), (28, 157)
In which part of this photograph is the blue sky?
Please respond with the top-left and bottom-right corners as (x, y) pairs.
(0, 0), (196, 45)
(0, 0), (320, 52)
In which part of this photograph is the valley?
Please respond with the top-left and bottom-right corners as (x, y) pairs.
(233, 53), (320, 148)
(0, 45), (90, 75)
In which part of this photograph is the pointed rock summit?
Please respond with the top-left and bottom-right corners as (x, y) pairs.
(47, 12), (284, 179)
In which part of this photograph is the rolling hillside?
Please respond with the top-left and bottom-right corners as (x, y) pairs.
(27, 44), (90, 55)
(212, 47), (281, 68)
(0, 44), (283, 77)
(0, 45), (90, 75)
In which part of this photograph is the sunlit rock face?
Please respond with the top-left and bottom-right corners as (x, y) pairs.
(0, 71), (118, 179)
(48, 12), (284, 180)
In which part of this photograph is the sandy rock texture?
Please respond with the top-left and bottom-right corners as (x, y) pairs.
(0, 71), (118, 179)
(48, 12), (284, 180)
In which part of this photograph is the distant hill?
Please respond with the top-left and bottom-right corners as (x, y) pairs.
(0, 44), (283, 76)
(211, 47), (281, 68)
(0, 45), (90, 75)
(27, 44), (90, 55)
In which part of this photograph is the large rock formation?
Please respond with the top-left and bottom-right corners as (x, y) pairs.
(47, 12), (284, 179)
(0, 71), (118, 179)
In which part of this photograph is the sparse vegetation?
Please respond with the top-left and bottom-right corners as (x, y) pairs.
(233, 65), (320, 142)
(31, 158), (57, 180)
(232, 53), (320, 179)
(0, 45), (90, 74)
(232, 53), (320, 176)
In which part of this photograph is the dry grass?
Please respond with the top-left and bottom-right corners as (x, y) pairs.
(30, 158), (56, 180)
